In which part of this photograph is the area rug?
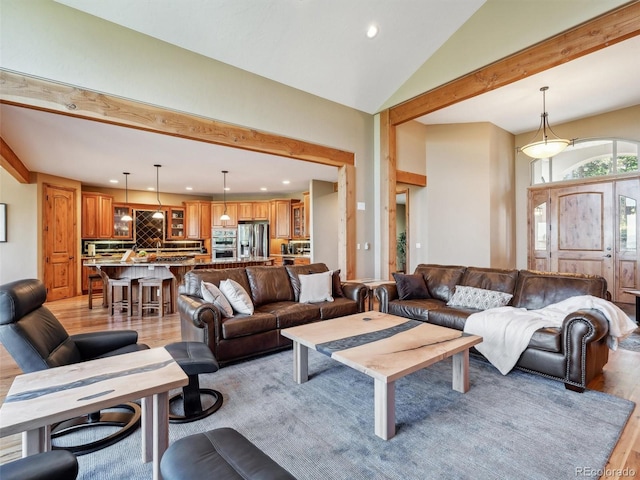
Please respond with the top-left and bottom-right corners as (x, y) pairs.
(76, 351), (634, 480)
(619, 327), (640, 352)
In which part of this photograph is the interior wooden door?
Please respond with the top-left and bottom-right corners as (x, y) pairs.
(44, 184), (76, 301)
(549, 182), (614, 295)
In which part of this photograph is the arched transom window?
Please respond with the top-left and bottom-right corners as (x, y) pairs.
(530, 138), (639, 185)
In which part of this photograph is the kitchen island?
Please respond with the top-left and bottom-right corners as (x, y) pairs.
(84, 257), (275, 313)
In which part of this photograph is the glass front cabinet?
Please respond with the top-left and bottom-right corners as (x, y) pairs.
(113, 205), (133, 239)
(168, 207), (185, 239)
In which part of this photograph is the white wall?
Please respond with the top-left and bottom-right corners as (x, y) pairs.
(422, 122), (516, 268)
(0, 0), (376, 279)
(309, 180), (338, 271)
(0, 167), (38, 283)
(514, 105), (640, 269)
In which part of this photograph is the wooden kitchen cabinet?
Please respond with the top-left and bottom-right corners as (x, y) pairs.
(238, 202), (254, 221)
(270, 199), (292, 239)
(82, 192), (113, 239)
(212, 202), (237, 228)
(185, 201), (212, 239)
(168, 207), (185, 239)
(238, 201), (269, 221)
(291, 201), (304, 239)
(303, 192), (310, 238)
(113, 204), (133, 239)
(253, 201), (269, 220)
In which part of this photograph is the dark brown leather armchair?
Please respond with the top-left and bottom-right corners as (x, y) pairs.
(0, 278), (149, 454)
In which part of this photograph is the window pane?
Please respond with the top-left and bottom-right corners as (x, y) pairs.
(534, 203), (547, 250)
(555, 140), (613, 180)
(616, 141), (638, 173)
(620, 195), (637, 252)
(531, 158), (550, 185)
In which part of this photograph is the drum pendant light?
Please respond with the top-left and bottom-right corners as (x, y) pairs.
(220, 170), (231, 221)
(121, 172), (133, 222)
(152, 164), (164, 219)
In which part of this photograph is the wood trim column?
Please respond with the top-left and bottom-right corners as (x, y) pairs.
(338, 164), (356, 279)
(379, 109), (396, 280)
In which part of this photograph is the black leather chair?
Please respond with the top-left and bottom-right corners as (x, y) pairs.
(0, 278), (149, 455)
(0, 450), (78, 480)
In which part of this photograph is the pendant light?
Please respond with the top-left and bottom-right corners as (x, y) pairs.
(121, 172), (133, 222)
(220, 170), (231, 221)
(519, 86), (573, 159)
(152, 164), (164, 219)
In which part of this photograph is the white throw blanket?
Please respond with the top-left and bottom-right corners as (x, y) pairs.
(463, 295), (637, 375)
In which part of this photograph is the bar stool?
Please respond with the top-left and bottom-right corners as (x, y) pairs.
(138, 277), (165, 317)
(88, 273), (106, 309)
(108, 277), (133, 316)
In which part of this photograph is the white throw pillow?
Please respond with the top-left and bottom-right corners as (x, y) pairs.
(299, 271), (334, 304)
(201, 281), (234, 317)
(447, 285), (513, 310)
(219, 279), (254, 315)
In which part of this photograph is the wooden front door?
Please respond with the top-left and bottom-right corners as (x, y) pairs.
(44, 184), (76, 301)
(549, 183), (614, 293)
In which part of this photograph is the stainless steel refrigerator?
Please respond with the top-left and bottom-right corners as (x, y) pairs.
(237, 221), (269, 257)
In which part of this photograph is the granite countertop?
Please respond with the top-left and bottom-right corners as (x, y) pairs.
(84, 258), (198, 267)
(200, 256), (274, 264)
(270, 254), (311, 258)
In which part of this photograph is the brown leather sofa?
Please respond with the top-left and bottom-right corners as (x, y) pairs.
(178, 263), (367, 365)
(375, 265), (610, 392)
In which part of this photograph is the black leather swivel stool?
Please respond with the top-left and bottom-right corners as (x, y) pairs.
(0, 450), (78, 480)
(160, 428), (296, 480)
(164, 342), (223, 423)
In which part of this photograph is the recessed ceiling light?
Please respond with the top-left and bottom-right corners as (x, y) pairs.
(147, 187), (155, 191)
(282, 180), (290, 185)
(185, 186), (193, 191)
(109, 179), (118, 184)
(366, 24), (379, 39)
(260, 187), (268, 191)
(224, 187), (230, 191)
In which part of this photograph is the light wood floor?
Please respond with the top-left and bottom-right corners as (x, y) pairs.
(0, 295), (638, 479)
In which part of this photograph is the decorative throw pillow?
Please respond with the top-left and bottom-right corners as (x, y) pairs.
(392, 272), (430, 300)
(447, 285), (513, 310)
(219, 279), (254, 315)
(201, 281), (234, 317)
(299, 271), (334, 303)
(331, 269), (344, 298)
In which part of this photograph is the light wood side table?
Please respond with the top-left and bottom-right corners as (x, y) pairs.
(0, 347), (188, 480)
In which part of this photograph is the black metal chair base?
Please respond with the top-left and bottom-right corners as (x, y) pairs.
(51, 402), (141, 455)
(169, 388), (223, 424)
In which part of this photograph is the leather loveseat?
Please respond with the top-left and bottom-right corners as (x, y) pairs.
(178, 263), (367, 365)
(375, 265), (610, 392)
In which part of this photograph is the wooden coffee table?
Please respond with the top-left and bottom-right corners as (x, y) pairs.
(281, 311), (482, 440)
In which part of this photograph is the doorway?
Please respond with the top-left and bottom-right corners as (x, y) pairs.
(396, 189), (409, 273)
(528, 177), (640, 302)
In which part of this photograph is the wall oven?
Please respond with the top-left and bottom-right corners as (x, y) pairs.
(212, 228), (237, 259)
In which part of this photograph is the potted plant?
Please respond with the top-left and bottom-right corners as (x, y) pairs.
(397, 231), (406, 272)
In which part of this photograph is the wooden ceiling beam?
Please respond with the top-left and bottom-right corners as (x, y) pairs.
(396, 170), (427, 187)
(389, 1), (640, 126)
(0, 71), (354, 168)
(0, 136), (30, 184)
